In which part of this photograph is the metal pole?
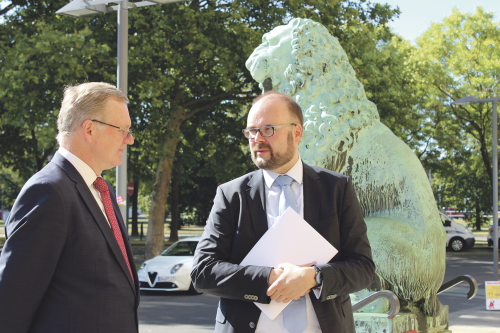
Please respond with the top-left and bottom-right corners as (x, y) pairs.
(493, 93), (499, 281)
(116, 0), (128, 222)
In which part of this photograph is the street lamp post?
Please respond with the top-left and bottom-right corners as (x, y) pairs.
(453, 87), (500, 281)
(56, 0), (188, 224)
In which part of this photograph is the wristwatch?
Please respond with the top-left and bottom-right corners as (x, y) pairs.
(311, 264), (323, 289)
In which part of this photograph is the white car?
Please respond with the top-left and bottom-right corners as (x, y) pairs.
(138, 236), (201, 293)
(440, 212), (475, 252)
(487, 222), (500, 247)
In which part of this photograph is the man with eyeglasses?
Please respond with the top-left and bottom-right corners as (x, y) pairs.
(0, 82), (139, 333)
(191, 91), (375, 333)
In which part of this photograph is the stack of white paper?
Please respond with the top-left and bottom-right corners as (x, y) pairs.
(240, 207), (338, 319)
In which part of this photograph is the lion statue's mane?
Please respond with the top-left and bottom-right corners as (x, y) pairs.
(246, 18), (447, 317)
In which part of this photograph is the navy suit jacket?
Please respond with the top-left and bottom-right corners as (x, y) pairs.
(0, 152), (139, 333)
(191, 163), (375, 333)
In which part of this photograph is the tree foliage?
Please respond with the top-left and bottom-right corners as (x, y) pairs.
(408, 7), (500, 181)
(431, 150), (493, 230)
(0, 1), (402, 259)
(128, 0), (402, 259)
(0, 166), (24, 210)
(0, 1), (115, 178)
(168, 101), (255, 234)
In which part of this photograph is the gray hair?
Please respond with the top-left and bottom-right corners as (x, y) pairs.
(56, 82), (128, 145)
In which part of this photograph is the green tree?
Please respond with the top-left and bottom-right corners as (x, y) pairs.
(167, 100), (256, 241)
(0, 166), (24, 210)
(0, 1), (115, 178)
(0, 1), (401, 259)
(432, 162), (492, 230)
(130, 0), (401, 259)
(409, 7), (500, 183)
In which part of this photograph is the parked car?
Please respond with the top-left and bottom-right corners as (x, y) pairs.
(487, 220), (500, 247)
(138, 236), (201, 293)
(0, 210), (9, 221)
(440, 212), (475, 252)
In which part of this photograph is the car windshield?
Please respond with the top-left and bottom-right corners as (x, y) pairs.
(161, 241), (198, 256)
(440, 215), (451, 226)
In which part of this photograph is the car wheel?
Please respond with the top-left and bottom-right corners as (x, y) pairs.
(449, 238), (465, 252)
(188, 282), (202, 295)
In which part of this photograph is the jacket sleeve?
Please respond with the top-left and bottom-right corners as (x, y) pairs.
(0, 182), (68, 333)
(190, 186), (272, 304)
(316, 177), (376, 300)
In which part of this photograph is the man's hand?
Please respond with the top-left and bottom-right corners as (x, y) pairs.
(267, 261), (317, 303)
(268, 268), (284, 288)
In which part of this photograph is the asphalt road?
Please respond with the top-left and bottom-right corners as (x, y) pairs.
(139, 291), (218, 333)
(438, 253), (495, 314)
(138, 252), (498, 332)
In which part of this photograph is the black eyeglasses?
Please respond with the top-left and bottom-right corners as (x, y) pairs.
(92, 119), (133, 138)
(242, 123), (296, 139)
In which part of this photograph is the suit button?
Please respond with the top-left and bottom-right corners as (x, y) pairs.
(249, 322), (255, 328)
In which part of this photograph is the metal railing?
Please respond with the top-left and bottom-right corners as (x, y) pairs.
(352, 290), (400, 319)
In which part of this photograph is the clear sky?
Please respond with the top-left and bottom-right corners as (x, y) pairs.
(376, 0), (499, 41)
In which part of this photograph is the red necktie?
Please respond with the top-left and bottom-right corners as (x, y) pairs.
(93, 177), (134, 282)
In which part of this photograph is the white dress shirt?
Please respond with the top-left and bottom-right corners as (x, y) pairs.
(255, 157), (322, 333)
(58, 148), (110, 227)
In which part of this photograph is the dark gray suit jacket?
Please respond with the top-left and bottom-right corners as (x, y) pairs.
(0, 152), (139, 333)
(191, 163), (375, 333)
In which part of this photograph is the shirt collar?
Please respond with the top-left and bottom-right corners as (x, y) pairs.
(58, 147), (99, 187)
(263, 157), (303, 189)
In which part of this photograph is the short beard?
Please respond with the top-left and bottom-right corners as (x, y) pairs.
(251, 130), (295, 171)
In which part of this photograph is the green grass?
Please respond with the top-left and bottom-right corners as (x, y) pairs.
(449, 218), (492, 235)
(126, 218), (204, 237)
(472, 229), (489, 237)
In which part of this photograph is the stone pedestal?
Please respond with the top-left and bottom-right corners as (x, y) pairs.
(354, 306), (450, 333)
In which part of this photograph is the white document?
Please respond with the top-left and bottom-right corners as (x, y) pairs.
(240, 207), (338, 320)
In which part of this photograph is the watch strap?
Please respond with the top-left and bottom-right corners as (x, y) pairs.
(312, 264), (323, 289)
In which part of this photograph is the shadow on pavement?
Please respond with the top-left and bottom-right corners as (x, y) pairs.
(138, 290), (218, 330)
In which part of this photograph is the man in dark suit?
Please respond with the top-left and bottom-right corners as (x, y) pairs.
(191, 91), (375, 333)
(0, 82), (139, 333)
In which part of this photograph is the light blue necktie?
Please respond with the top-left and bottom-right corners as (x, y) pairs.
(274, 175), (307, 333)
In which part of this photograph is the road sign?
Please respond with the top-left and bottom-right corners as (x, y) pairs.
(116, 195), (126, 206)
(127, 181), (134, 196)
(486, 281), (500, 310)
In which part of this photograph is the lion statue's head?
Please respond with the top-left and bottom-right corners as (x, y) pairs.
(246, 18), (379, 168)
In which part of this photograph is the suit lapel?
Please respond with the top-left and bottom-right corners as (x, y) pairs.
(246, 170), (268, 241)
(51, 152), (136, 294)
(303, 162), (320, 229)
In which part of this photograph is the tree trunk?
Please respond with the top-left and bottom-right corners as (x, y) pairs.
(143, 98), (228, 259)
(131, 179), (139, 237)
(475, 200), (481, 231)
(169, 174), (179, 243)
(479, 136), (493, 184)
(144, 136), (182, 260)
